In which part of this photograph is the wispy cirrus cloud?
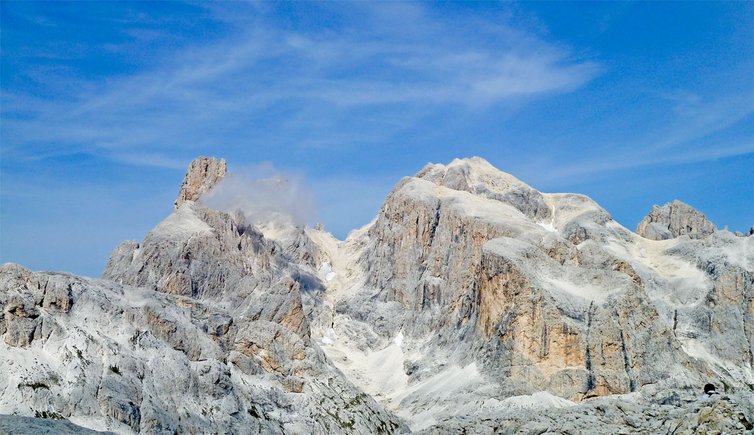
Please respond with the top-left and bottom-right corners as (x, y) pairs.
(1, 2), (600, 167)
(512, 83), (753, 186)
(526, 140), (753, 186)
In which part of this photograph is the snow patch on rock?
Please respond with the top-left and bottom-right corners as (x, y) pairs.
(501, 391), (577, 409)
(319, 262), (336, 282)
(151, 204), (213, 239)
(393, 331), (404, 348)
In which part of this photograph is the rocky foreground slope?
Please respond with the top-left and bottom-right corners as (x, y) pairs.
(1, 156), (752, 434)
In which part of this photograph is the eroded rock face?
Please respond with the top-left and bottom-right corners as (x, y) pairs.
(0, 264), (404, 434)
(1, 265), (73, 348)
(320, 157), (751, 431)
(340, 161), (705, 400)
(417, 390), (754, 434)
(416, 157), (551, 220)
(476, 239), (698, 401)
(636, 200), (717, 240)
(0, 415), (114, 434)
(0, 156), (406, 434)
(174, 156), (227, 208)
(664, 232), (754, 376)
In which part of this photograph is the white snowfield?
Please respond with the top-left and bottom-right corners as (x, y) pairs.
(150, 204), (213, 239)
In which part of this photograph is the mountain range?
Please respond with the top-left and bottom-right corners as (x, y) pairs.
(1, 156), (752, 434)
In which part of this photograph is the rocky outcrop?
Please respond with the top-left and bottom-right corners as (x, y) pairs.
(0, 157), (406, 434)
(174, 157), (227, 208)
(0, 415), (115, 434)
(477, 238), (703, 401)
(663, 231), (754, 377)
(417, 390), (754, 434)
(319, 157), (751, 431)
(337, 167), (712, 403)
(636, 200), (717, 240)
(416, 157), (551, 220)
(1, 264), (73, 348)
(0, 263), (404, 433)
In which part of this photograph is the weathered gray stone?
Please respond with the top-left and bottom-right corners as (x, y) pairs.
(0, 414), (114, 434)
(313, 157), (752, 431)
(636, 200), (717, 240)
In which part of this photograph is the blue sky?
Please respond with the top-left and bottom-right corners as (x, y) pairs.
(1, 1), (752, 277)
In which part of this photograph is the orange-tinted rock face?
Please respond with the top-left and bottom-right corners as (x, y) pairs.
(174, 157), (227, 208)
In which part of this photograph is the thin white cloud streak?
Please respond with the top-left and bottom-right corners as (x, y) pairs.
(2, 3), (601, 164)
(525, 142), (753, 186)
(651, 93), (753, 151)
(108, 152), (188, 170)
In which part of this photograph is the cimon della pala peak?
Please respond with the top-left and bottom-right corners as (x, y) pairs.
(1, 157), (752, 434)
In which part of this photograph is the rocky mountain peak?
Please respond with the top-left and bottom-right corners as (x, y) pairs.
(416, 156), (550, 220)
(174, 156), (227, 208)
(417, 156), (527, 192)
(636, 199), (717, 240)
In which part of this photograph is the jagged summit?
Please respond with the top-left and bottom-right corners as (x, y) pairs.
(174, 156), (227, 208)
(415, 156), (551, 221)
(416, 157), (534, 197)
(636, 199), (717, 240)
(417, 156), (530, 191)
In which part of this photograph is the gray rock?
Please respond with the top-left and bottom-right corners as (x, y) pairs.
(0, 262), (406, 433)
(1, 156), (406, 433)
(636, 200), (717, 240)
(0, 414), (114, 434)
(416, 392), (754, 434)
(174, 156), (227, 208)
(313, 157), (752, 431)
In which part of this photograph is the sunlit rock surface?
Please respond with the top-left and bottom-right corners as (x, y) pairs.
(636, 200), (717, 241)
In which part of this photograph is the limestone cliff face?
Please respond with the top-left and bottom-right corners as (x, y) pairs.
(352, 170), (554, 339)
(341, 160), (715, 404)
(0, 264), (73, 348)
(174, 156), (227, 208)
(477, 239), (701, 400)
(0, 263), (403, 434)
(416, 157), (551, 220)
(664, 232), (754, 377)
(328, 157), (750, 426)
(636, 200), (717, 240)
